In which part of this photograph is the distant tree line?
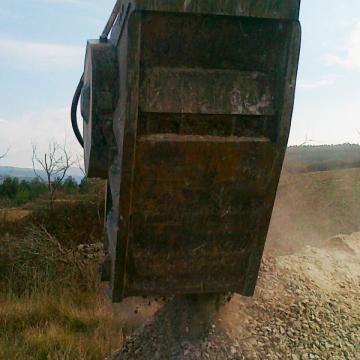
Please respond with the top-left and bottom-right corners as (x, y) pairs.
(284, 144), (360, 173)
(0, 177), (90, 205)
(0, 141), (93, 207)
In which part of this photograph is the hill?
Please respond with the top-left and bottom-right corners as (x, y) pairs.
(0, 166), (83, 183)
(285, 143), (360, 173)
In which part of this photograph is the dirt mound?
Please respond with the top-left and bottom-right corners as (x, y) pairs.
(279, 232), (360, 294)
(322, 234), (356, 254)
(223, 235), (360, 359)
(111, 295), (238, 360)
(109, 234), (360, 359)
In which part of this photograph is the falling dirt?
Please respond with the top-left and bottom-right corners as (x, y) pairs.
(267, 168), (360, 255)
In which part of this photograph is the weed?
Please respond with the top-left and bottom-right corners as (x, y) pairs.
(0, 225), (100, 296)
(0, 293), (123, 360)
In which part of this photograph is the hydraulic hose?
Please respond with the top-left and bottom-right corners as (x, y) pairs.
(71, 1), (122, 148)
(71, 74), (84, 148)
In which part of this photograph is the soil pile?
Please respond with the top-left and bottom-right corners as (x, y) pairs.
(109, 233), (360, 360)
(221, 233), (360, 359)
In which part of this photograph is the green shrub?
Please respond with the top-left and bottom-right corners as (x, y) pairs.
(0, 177), (48, 204)
(62, 176), (79, 194)
(0, 177), (19, 199)
(79, 178), (91, 194)
(15, 189), (31, 205)
(27, 178), (48, 199)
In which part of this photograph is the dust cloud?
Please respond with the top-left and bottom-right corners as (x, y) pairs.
(266, 166), (360, 255)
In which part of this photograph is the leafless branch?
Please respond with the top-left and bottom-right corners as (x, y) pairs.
(32, 141), (74, 210)
(0, 147), (10, 160)
(298, 135), (317, 147)
(76, 154), (86, 177)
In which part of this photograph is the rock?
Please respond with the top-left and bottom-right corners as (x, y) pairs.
(109, 249), (360, 360)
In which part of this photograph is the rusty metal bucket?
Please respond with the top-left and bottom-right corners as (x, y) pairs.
(74, 0), (301, 302)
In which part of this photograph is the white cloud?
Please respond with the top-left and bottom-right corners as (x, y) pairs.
(35, 0), (106, 8)
(289, 98), (360, 146)
(37, 0), (92, 5)
(326, 21), (360, 70)
(0, 38), (84, 70)
(0, 108), (83, 167)
(298, 77), (337, 90)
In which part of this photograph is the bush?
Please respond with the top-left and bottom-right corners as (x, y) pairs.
(0, 177), (19, 199)
(0, 187), (123, 360)
(0, 226), (101, 296)
(79, 178), (91, 194)
(15, 189), (31, 205)
(62, 176), (79, 194)
(29, 200), (105, 247)
(0, 177), (48, 204)
(26, 178), (48, 199)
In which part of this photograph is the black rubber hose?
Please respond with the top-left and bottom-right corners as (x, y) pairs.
(71, 74), (84, 148)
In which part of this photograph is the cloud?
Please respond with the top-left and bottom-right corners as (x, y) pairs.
(36, 0), (92, 5)
(326, 21), (360, 70)
(298, 77), (337, 90)
(35, 0), (105, 8)
(0, 38), (84, 70)
(0, 108), (83, 167)
(289, 98), (360, 146)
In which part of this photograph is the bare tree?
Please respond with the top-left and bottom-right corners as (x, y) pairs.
(298, 135), (317, 147)
(76, 154), (86, 177)
(0, 148), (9, 160)
(32, 141), (73, 210)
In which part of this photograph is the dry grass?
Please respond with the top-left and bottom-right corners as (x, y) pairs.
(0, 225), (100, 296)
(0, 292), (123, 360)
(0, 208), (31, 222)
(0, 221), (124, 359)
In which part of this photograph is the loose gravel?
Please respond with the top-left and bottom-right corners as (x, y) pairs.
(109, 234), (360, 360)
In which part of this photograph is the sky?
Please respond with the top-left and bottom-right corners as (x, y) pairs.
(0, 0), (360, 167)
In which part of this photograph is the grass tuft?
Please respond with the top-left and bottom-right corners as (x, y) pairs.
(0, 208), (123, 360)
(0, 293), (123, 360)
(0, 225), (100, 296)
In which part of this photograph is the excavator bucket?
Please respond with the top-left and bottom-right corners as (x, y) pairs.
(75, 0), (301, 302)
